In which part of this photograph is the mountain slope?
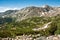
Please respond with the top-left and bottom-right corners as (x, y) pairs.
(0, 10), (19, 18)
(10, 5), (60, 21)
(0, 5), (60, 21)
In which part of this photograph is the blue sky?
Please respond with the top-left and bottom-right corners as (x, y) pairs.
(0, 0), (60, 12)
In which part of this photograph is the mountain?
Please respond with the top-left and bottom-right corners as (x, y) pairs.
(0, 5), (60, 38)
(10, 5), (60, 21)
(0, 10), (19, 18)
(0, 5), (60, 21)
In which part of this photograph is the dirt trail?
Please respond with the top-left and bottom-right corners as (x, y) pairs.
(32, 22), (52, 31)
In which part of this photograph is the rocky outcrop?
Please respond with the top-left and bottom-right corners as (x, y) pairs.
(1, 35), (60, 40)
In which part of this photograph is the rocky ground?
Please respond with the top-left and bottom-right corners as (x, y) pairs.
(1, 35), (60, 40)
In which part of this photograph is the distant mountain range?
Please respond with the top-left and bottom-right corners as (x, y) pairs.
(0, 5), (60, 21)
(0, 10), (18, 17)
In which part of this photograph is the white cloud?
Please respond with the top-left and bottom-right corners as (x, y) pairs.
(0, 7), (20, 12)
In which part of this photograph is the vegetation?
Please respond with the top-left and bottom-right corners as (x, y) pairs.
(0, 15), (60, 37)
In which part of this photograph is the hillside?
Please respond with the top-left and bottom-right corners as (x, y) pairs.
(11, 5), (60, 21)
(0, 5), (60, 38)
(0, 14), (60, 37)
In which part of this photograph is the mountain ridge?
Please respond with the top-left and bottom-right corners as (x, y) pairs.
(0, 5), (60, 21)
